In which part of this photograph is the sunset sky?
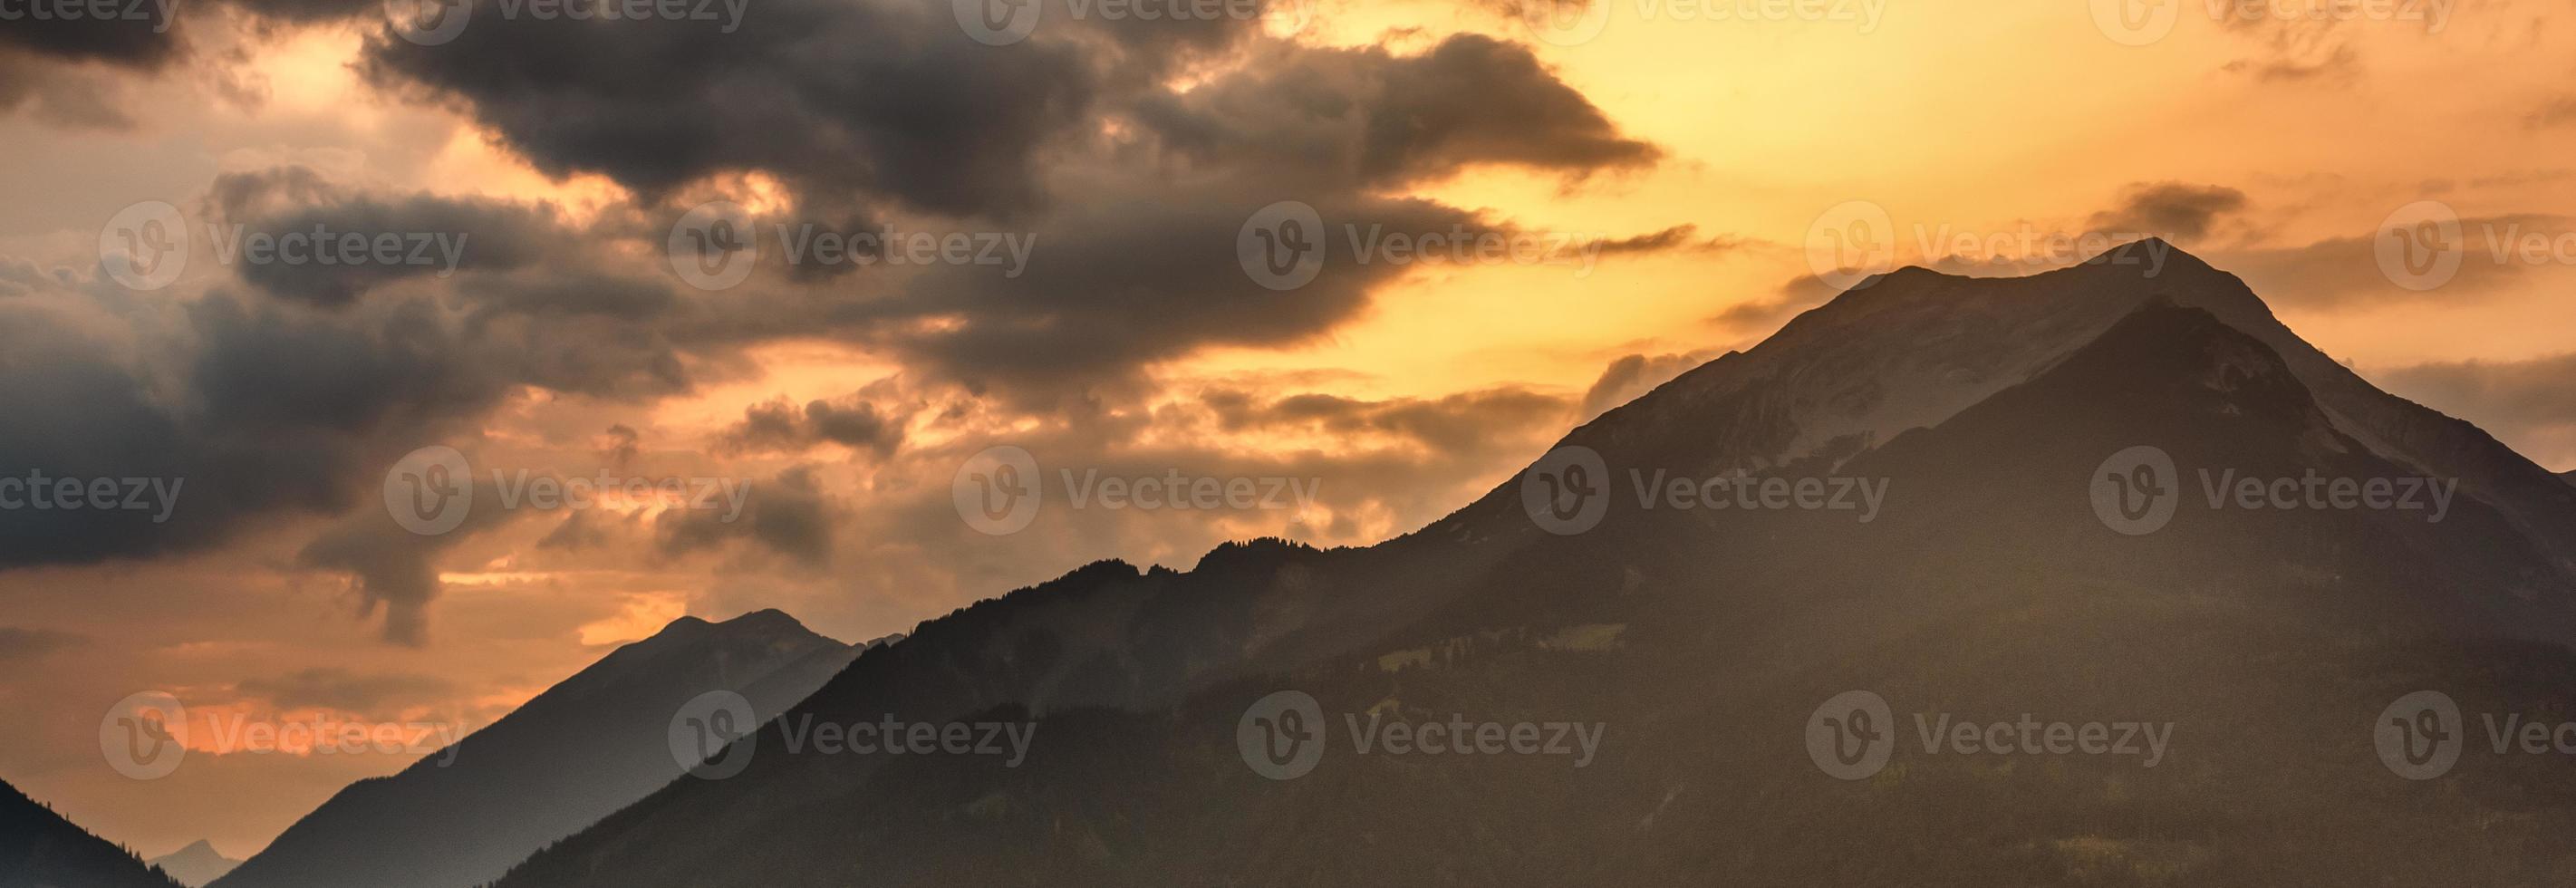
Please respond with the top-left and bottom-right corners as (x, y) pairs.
(4, 0), (2573, 860)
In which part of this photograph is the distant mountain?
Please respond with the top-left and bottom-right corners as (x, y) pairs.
(211, 610), (878, 888)
(497, 242), (2576, 886)
(146, 841), (238, 887)
(0, 777), (180, 888)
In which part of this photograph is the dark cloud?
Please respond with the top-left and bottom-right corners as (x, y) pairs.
(206, 166), (564, 306)
(2086, 182), (2252, 243)
(2528, 95), (2576, 130)
(237, 667), (456, 717)
(0, 627), (87, 663)
(0, 54), (136, 129)
(1711, 273), (1838, 333)
(2214, 214), (2568, 310)
(1584, 225), (1751, 257)
(723, 396), (905, 456)
(873, 189), (1477, 397)
(1131, 34), (1658, 190)
(1578, 349), (1722, 420)
(0, 5), (180, 70)
(1202, 386), (1569, 457)
(358, 0), (1110, 217)
(656, 467), (834, 567)
(2211, 9), (2365, 83)
(2377, 352), (2576, 446)
(297, 471), (522, 646)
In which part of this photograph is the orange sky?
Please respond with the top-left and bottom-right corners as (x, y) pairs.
(3, 0), (2573, 861)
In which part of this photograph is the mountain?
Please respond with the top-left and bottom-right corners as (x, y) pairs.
(210, 610), (876, 888)
(0, 777), (181, 888)
(496, 241), (2576, 885)
(146, 841), (239, 887)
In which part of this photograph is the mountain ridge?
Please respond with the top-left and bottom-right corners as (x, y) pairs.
(493, 241), (2576, 886)
(209, 608), (867, 888)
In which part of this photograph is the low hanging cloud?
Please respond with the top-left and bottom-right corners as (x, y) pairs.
(2086, 182), (2253, 243)
(723, 395), (908, 457)
(237, 667), (457, 719)
(2377, 352), (2576, 445)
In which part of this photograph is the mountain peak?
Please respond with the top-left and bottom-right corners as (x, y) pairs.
(719, 607), (804, 632)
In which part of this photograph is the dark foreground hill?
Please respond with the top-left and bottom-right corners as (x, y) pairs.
(0, 778), (182, 888)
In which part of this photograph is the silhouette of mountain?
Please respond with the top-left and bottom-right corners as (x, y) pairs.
(210, 610), (878, 888)
(146, 840), (239, 887)
(0, 777), (181, 888)
(494, 242), (2576, 886)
